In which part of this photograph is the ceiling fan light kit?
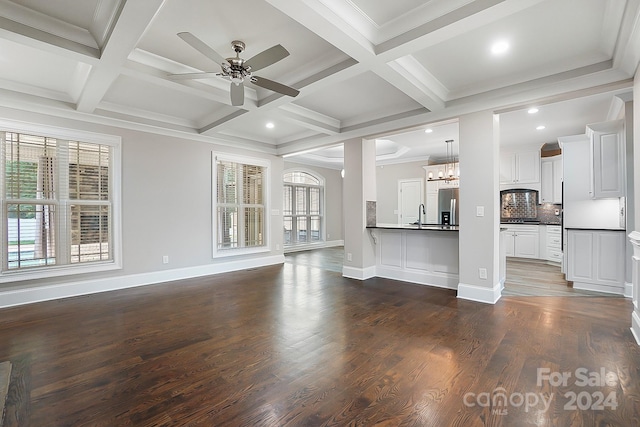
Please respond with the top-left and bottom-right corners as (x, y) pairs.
(169, 33), (300, 106)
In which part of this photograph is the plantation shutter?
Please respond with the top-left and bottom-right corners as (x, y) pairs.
(68, 141), (112, 263)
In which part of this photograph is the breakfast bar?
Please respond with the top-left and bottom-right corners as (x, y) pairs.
(367, 224), (460, 290)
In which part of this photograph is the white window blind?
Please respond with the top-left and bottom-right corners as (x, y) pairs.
(215, 158), (266, 251)
(3, 131), (114, 272)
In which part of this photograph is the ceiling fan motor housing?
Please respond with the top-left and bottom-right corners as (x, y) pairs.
(231, 40), (245, 53)
(172, 33), (299, 105)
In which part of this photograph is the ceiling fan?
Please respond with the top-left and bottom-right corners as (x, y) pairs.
(169, 32), (300, 106)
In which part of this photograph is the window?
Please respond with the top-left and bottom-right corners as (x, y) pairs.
(1, 121), (121, 282)
(283, 170), (324, 246)
(214, 154), (268, 255)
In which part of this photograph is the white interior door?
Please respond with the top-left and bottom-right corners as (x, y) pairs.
(398, 179), (423, 224)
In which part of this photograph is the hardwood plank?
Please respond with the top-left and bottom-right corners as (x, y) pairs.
(0, 251), (638, 425)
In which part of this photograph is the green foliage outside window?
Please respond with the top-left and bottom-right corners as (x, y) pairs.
(5, 160), (37, 219)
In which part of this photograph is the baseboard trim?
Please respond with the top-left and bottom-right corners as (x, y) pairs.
(457, 281), (502, 304)
(572, 281), (625, 296)
(284, 240), (344, 253)
(375, 266), (458, 290)
(342, 266), (376, 280)
(0, 255), (285, 309)
(625, 282), (633, 299)
(631, 310), (640, 346)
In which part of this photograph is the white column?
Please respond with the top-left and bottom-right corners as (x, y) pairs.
(630, 74), (640, 344)
(457, 111), (502, 303)
(342, 137), (377, 279)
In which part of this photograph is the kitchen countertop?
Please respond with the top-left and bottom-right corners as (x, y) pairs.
(500, 221), (561, 226)
(367, 223), (459, 231)
(564, 227), (625, 231)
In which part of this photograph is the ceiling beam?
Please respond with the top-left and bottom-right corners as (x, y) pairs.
(76, 0), (166, 113)
(277, 104), (341, 135)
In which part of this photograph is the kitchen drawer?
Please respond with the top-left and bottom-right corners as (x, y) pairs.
(548, 235), (562, 248)
(547, 225), (561, 235)
(547, 249), (563, 262)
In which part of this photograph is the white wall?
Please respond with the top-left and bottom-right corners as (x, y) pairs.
(375, 161), (427, 224)
(283, 161), (343, 243)
(457, 111), (501, 303)
(0, 107), (284, 305)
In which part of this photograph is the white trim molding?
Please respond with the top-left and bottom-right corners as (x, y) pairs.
(284, 240), (344, 253)
(628, 231), (640, 345)
(342, 265), (376, 280)
(0, 255), (284, 309)
(457, 281), (502, 304)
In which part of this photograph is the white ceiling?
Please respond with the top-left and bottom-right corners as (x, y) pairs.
(0, 0), (637, 169)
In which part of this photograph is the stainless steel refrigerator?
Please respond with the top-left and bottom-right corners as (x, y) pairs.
(438, 188), (459, 225)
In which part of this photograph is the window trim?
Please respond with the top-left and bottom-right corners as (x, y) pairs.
(212, 152), (270, 258)
(0, 118), (122, 283)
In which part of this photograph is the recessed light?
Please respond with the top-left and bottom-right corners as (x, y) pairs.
(491, 40), (509, 55)
(425, 128), (433, 133)
(536, 125), (546, 130)
(266, 122), (274, 129)
(528, 108), (539, 114)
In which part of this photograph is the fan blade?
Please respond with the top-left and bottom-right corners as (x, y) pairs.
(245, 45), (289, 72)
(230, 82), (244, 106)
(177, 32), (226, 65)
(251, 76), (299, 97)
(168, 72), (220, 80)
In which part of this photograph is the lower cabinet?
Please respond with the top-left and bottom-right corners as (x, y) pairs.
(546, 225), (563, 263)
(566, 229), (625, 293)
(503, 225), (540, 259)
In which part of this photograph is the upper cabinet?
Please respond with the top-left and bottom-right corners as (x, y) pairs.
(540, 155), (562, 204)
(587, 120), (625, 199)
(500, 151), (540, 185)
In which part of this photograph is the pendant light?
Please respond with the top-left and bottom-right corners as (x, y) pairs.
(445, 139), (458, 182)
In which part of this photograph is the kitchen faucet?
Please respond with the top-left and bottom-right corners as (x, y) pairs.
(418, 203), (425, 228)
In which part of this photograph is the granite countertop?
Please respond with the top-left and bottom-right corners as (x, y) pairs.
(500, 221), (561, 226)
(367, 223), (459, 231)
(564, 227), (625, 231)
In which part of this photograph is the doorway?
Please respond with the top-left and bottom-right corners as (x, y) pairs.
(398, 179), (423, 225)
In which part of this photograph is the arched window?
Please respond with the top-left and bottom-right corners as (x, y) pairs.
(283, 170), (324, 246)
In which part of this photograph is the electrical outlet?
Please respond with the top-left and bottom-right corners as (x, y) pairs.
(347, 253), (353, 262)
(479, 267), (487, 279)
(162, 255), (169, 264)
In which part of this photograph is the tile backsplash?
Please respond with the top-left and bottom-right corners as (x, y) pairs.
(501, 192), (538, 218)
(537, 203), (562, 224)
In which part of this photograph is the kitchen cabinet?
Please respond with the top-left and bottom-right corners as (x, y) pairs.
(587, 120), (624, 199)
(546, 225), (562, 263)
(500, 151), (540, 185)
(502, 224), (539, 259)
(540, 155), (562, 203)
(566, 229), (625, 293)
(425, 192), (438, 223)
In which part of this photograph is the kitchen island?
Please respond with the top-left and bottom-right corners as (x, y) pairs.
(367, 224), (459, 290)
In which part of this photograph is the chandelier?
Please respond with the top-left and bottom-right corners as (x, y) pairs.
(444, 139), (458, 182)
(427, 139), (459, 182)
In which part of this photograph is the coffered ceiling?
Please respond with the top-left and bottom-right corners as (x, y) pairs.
(0, 0), (638, 166)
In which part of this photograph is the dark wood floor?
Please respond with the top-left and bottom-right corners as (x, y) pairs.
(1, 256), (639, 426)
